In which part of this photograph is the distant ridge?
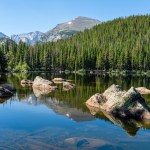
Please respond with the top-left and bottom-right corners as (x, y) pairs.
(0, 32), (10, 45)
(1, 16), (100, 45)
(0, 32), (9, 39)
(12, 31), (43, 45)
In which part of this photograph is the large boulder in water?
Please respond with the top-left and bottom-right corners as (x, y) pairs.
(86, 84), (150, 120)
(32, 76), (57, 90)
(0, 86), (14, 98)
(1, 83), (16, 92)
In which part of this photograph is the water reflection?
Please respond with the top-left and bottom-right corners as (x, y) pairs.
(20, 95), (95, 122)
(2, 74), (150, 129)
(87, 104), (150, 136)
(0, 73), (150, 149)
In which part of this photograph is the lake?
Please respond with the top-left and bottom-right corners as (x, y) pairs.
(0, 72), (150, 150)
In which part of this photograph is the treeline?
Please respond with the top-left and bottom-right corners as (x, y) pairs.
(0, 15), (150, 72)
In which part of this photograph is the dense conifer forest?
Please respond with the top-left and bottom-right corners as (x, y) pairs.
(0, 15), (150, 72)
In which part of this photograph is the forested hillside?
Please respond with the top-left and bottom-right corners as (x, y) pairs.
(0, 47), (7, 71)
(0, 15), (150, 72)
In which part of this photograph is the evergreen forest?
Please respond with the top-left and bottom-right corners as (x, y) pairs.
(0, 15), (150, 72)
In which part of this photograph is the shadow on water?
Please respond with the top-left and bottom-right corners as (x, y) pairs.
(1, 73), (150, 138)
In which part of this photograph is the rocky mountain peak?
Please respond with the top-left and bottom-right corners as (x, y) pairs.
(40, 16), (101, 42)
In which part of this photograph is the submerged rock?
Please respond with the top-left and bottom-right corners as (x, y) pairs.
(64, 137), (122, 150)
(63, 81), (76, 91)
(135, 87), (150, 94)
(86, 84), (150, 120)
(32, 76), (57, 90)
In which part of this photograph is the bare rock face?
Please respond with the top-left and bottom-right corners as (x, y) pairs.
(135, 87), (150, 94)
(21, 79), (33, 86)
(63, 81), (76, 91)
(32, 76), (57, 90)
(86, 84), (150, 120)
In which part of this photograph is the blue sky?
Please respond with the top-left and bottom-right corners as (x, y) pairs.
(0, 0), (150, 36)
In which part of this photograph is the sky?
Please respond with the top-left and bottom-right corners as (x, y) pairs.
(0, 0), (150, 36)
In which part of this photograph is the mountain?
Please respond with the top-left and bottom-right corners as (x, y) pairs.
(0, 32), (10, 45)
(17, 94), (95, 122)
(0, 32), (9, 39)
(0, 38), (8, 45)
(0, 38), (16, 46)
(41, 16), (101, 42)
(12, 31), (43, 45)
(5, 16), (100, 45)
